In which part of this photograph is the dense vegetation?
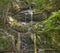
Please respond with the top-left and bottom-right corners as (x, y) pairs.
(0, 0), (60, 53)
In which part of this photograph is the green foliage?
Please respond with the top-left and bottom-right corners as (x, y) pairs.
(43, 10), (60, 31)
(0, 36), (13, 51)
(0, 0), (10, 9)
(33, 10), (60, 50)
(0, 0), (60, 51)
(33, 0), (45, 10)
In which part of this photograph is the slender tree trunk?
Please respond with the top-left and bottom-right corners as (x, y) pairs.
(17, 32), (21, 53)
(34, 34), (37, 53)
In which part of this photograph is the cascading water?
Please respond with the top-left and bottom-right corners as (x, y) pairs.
(20, 2), (34, 52)
(20, 9), (33, 49)
(20, 33), (28, 50)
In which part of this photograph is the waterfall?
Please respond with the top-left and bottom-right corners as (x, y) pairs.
(20, 3), (34, 53)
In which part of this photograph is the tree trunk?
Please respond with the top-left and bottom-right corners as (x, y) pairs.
(34, 34), (37, 53)
(17, 32), (22, 53)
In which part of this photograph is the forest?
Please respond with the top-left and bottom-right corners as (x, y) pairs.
(0, 0), (60, 53)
